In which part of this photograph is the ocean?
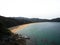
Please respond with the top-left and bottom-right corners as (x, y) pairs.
(16, 22), (60, 45)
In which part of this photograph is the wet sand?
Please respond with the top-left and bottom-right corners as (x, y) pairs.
(9, 24), (30, 33)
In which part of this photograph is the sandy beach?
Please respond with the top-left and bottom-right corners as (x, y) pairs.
(9, 24), (30, 33)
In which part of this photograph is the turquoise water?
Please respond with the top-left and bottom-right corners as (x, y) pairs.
(16, 22), (60, 45)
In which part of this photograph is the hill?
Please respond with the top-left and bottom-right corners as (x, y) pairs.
(0, 16), (60, 28)
(13, 17), (60, 22)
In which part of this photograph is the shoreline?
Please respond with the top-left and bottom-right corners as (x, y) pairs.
(9, 24), (30, 33)
(9, 22), (41, 33)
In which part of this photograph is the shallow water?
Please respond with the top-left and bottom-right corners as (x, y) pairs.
(16, 22), (60, 45)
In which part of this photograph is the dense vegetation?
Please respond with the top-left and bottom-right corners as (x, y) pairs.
(0, 22), (11, 39)
(0, 16), (60, 28)
(14, 17), (60, 22)
(0, 16), (33, 28)
(0, 22), (27, 45)
(0, 16), (22, 28)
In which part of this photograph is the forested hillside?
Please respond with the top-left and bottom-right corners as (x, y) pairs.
(0, 16), (60, 28)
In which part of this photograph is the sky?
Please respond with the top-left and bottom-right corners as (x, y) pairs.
(0, 0), (60, 19)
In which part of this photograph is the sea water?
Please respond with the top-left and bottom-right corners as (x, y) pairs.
(16, 22), (60, 45)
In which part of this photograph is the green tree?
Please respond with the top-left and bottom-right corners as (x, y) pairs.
(0, 22), (11, 38)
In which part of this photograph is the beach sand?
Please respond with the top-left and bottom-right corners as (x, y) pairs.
(9, 24), (30, 33)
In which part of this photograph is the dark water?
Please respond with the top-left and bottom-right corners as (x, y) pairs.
(16, 22), (60, 45)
